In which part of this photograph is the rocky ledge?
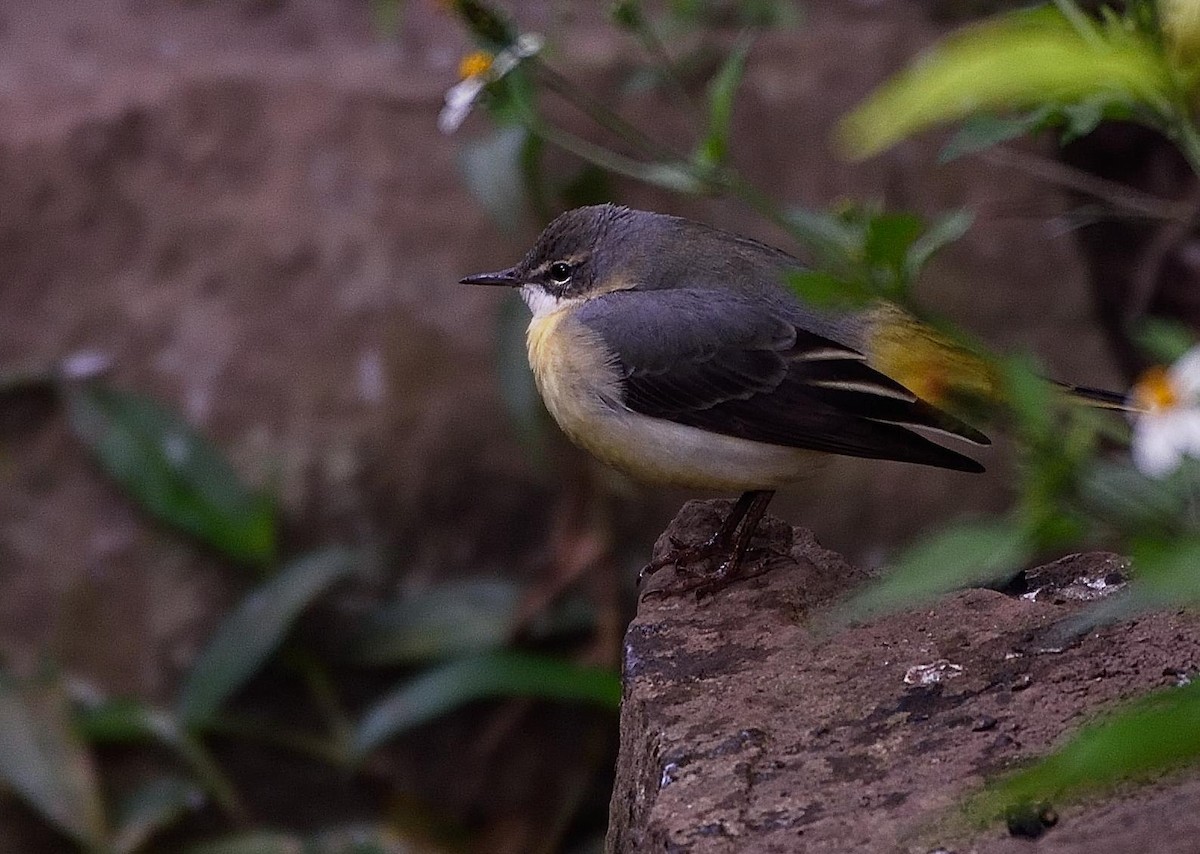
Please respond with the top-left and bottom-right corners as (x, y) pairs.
(607, 500), (1200, 853)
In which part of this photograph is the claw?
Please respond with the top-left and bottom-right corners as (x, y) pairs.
(638, 490), (780, 599)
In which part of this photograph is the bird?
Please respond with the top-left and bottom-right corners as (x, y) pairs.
(460, 204), (1115, 595)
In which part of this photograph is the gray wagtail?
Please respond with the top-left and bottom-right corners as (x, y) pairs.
(462, 204), (1119, 594)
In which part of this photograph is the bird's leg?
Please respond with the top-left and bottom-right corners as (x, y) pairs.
(640, 490), (776, 592)
(689, 490), (777, 597)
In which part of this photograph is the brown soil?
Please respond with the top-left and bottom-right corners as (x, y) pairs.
(609, 500), (1200, 853)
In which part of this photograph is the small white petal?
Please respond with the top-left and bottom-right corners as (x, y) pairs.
(1132, 409), (1200, 477)
(1171, 345), (1200, 400)
(60, 350), (112, 380)
(438, 78), (485, 134)
(1133, 421), (1182, 477)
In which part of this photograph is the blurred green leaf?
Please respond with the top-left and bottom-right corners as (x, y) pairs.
(483, 64), (538, 126)
(348, 578), (595, 666)
(0, 674), (106, 848)
(863, 212), (923, 284)
(1133, 535), (1200, 604)
(1134, 316), (1196, 363)
(965, 680), (1200, 823)
(637, 162), (707, 194)
(459, 125), (529, 233)
(940, 110), (1053, 162)
(178, 548), (358, 727)
(783, 270), (871, 309)
(73, 694), (243, 818)
(1078, 460), (1189, 536)
(838, 7), (1173, 160)
(837, 519), (1031, 621)
(695, 34), (753, 168)
(350, 578), (523, 665)
(905, 209), (974, 280)
(938, 99), (1119, 162)
(112, 776), (204, 854)
(783, 205), (969, 305)
(784, 205), (859, 267)
(354, 651), (620, 756)
(186, 832), (302, 854)
(63, 383), (276, 566)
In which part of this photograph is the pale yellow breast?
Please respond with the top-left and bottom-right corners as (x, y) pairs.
(526, 302), (623, 447)
(525, 303), (821, 491)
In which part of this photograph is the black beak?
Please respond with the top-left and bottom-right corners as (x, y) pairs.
(460, 266), (522, 287)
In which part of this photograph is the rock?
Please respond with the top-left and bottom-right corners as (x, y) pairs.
(608, 500), (1200, 853)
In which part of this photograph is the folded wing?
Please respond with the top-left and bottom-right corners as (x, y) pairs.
(575, 289), (989, 473)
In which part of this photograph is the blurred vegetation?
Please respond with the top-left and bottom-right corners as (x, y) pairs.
(0, 370), (619, 853)
(8, 0), (1200, 850)
(432, 0), (1200, 839)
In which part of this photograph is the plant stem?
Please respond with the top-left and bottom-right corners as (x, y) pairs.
(531, 60), (689, 164)
(629, 16), (705, 128)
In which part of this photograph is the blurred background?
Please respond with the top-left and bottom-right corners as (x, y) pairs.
(2, 0), (1191, 852)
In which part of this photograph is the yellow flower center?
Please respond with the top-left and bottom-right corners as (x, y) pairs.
(458, 51), (493, 80)
(1131, 365), (1179, 413)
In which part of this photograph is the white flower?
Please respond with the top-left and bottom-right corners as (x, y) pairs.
(1129, 345), (1200, 478)
(438, 34), (544, 135)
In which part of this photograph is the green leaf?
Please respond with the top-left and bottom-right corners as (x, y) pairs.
(1078, 460), (1189, 535)
(904, 210), (974, 280)
(353, 651), (620, 756)
(783, 270), (871, 309)
(863, 212), (924, 278)
(459, 125), (529, 233)
(63, 383), (276, 565)
(695, 34), (753, 168)
(1133, 536), (1200, 605)
(1134, 316), (1196, 363)
(838, 7), (1174, 159)
(965, 679), (1200, 823)
(636, 162), (707, 194)
(347, 578), (594, 666)
(112, 776), (204, 854)
(940, 110), (1052, 162)
(350, 578), (523, 665)
(0, 674), (106, 848)
(784, 205), (860, 267)
(73, 694), (243, 818)
(185, 832), (302, 854)
(837, 519), (1031, 621)
(177, 549), (358, 727)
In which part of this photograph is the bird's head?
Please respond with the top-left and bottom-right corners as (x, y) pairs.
(460, 204), (649, 315)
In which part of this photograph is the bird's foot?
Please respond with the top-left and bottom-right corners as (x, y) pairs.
(640, 544), (777, 600)
(639, 531), (730, 585)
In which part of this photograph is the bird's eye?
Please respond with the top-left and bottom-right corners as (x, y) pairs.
(548, 262), (573, 284)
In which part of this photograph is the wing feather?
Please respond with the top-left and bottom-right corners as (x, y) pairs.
(575, 289), (988, 472)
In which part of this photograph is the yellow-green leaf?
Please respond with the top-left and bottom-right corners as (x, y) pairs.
(838, 7), (1173, 160)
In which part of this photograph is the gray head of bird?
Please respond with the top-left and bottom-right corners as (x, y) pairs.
(459, 204), (649, 309)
